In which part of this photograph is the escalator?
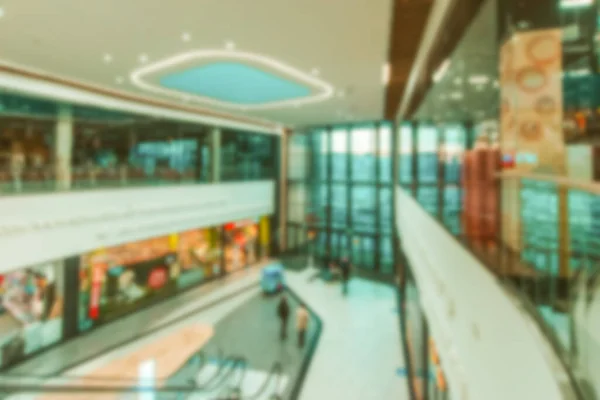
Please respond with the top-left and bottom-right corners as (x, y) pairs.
(0, 350), (285, 400)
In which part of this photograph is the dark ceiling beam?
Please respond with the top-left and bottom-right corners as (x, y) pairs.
(384, 0), (433, 120)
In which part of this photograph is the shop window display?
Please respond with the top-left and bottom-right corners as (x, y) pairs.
(78, 226), (221, 330)
(0, 261), (64, 368)
(223, 220), (260, 273)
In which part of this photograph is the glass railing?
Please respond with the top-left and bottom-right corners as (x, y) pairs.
(0, 164), (275, 196)
(404, 172), (600, 399)
(499, 172), (600, 400)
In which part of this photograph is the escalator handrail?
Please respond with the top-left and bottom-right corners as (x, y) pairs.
(241, 361), (283, 400)
(0, 348), (212, 384)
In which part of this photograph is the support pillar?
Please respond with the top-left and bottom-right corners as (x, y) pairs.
(55, 104), (73, 191)
(211, 128), (221, 183)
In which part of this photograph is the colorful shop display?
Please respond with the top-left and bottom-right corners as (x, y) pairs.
(78, 226), (221, 330)
(0, 261), (64, 368)
(223, 219), (260, 273)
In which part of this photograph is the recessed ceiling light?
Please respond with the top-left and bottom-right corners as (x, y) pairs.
(139, 54), (149, 64)
(115, 76), (124, 84)
(381, 63), (391, 85)
(103, 53), (113, 63)
(468, 75), (489, 85)
(225, 41), (236, 50)
(182, 32), (192, 42)
(311, 68), (320, 76)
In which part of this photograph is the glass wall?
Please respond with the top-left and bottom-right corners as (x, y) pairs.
(286, 122), (395, 275)
(0, 90), (278, 195)
(221, 130), (277, 181)
(0, 260), (65, 368)
(398, 122), (477, 237)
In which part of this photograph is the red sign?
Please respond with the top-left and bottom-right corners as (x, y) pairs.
(148, 268), (168, 289)
(89, 263), (105, 320)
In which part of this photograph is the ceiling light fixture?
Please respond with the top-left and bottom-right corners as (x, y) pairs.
(225, 41), (236, 50)
(560, 0), (594, 9)
(130, 49), (335, 110)
(103, 53), (113, 63)
(381, 63), (391, 85)
(139, 54), (149, 64)
(468, 75), (489, 85)
(182, 32), (192, 42)
(433, 59), (451, 83)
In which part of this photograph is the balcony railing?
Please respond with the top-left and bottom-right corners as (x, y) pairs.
(403, 172), (599, 398)
(499, 171), (600, 399)
(0, 164), (274, 195)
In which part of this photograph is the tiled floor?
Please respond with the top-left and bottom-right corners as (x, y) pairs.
(285, 267), (409, 400)
(2, 262), (409, 400)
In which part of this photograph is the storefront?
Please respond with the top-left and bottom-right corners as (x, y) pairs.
(78, 225), (222, 331)
(0, 260), (64, 368)
(223, 219), (260, 273)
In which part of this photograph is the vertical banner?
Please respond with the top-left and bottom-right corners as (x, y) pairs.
(500, 29), (564, 250)
(501, 29), (564, 173)
(89, 259), (105, 320)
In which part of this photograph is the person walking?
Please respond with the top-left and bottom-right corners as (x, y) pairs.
(341, 257), (351, 296)
(277, 295), (290, 341)
(296, 303), (309, 348)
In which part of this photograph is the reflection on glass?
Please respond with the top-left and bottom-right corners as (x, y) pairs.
(352, 185), (377, 233)
(351, 126), (376, 181)
(331, 128), (348, 181)
(380, 236), (394, 274)
(331, 184), (348, 229)
(399, 124), (413, 185)
(417, 125), (438, 184)
(443, 124), (466, 183)
(380, 187), (393, 233)
(418, 186), (438, 216)
(288, 133), (308, 180)
(379, 124), (393, 183)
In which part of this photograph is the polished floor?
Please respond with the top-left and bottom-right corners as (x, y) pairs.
(1, 262), (409, 400)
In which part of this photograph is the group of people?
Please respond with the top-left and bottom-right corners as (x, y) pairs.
(276, 295), (309, 348)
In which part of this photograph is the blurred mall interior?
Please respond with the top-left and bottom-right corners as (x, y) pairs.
(0, 0), (598, 399)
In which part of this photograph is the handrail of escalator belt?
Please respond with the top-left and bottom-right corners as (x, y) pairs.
(0, 355), (247, 395)
(0, 348), (212, 383)
(194, 356), (247, 392)
(241, 361), (283, 400)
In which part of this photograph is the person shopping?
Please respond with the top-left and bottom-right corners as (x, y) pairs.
(296, 303), (309, 348)
(277, 295), (290, 341)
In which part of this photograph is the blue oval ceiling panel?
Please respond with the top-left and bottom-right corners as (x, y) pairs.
(130, 50), (335, 110)
(159, 62), (312, 105)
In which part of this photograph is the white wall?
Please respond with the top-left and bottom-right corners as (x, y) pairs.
(0, 181), (274, 272)
(396, 188), (565, 400)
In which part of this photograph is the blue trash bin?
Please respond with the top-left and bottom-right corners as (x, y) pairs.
(261, 265), (284, 294)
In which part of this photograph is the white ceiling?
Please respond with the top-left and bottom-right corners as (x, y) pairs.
(0, 0), (393, 128)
